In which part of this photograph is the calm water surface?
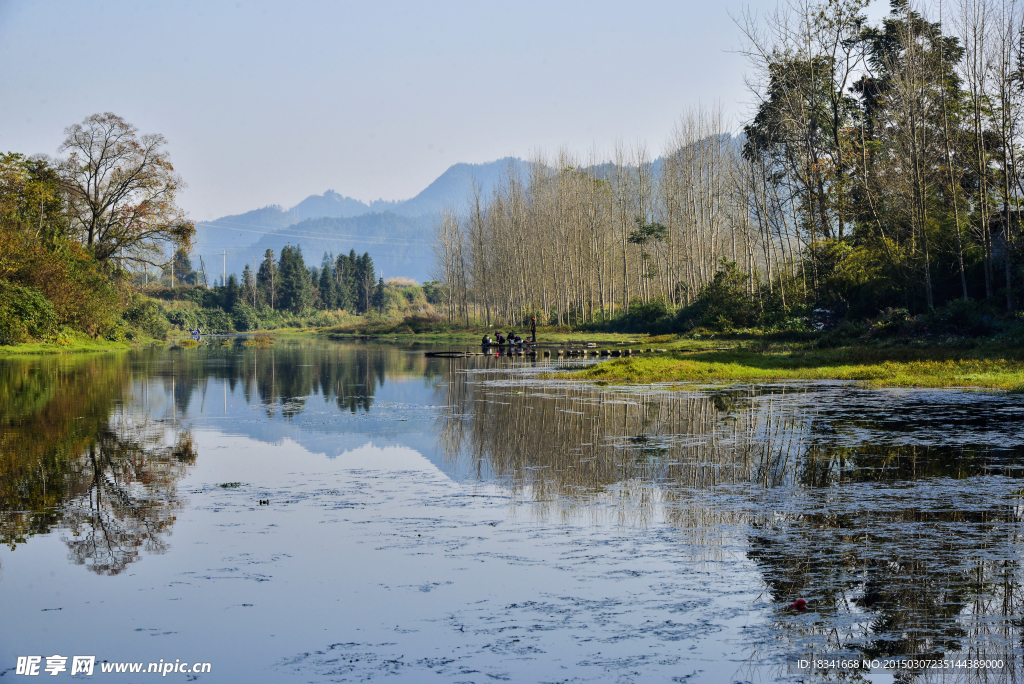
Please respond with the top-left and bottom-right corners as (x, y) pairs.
(2, 339), (1023, 683)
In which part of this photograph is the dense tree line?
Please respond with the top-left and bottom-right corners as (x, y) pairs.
(236, 247), (381, 314)
(434, 0), (1024, 331)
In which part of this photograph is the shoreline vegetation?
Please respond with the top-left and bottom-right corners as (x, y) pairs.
(5, 320), (1022, 392)
(6, 0), (1024, 398)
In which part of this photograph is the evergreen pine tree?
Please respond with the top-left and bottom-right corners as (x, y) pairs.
(223, 274), (240, 310)
(277, 245), (313, 313)
(256, 249), (277, 310)
(318, 262), (336, 309)
(241, 264), (258, 308)
(372, 276), (387, 313)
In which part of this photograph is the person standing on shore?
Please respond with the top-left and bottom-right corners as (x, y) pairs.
(530, 317), (537, 343)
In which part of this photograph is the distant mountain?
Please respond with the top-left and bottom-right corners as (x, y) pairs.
(394, 157), (525, 216)
(287, 190), (403, 221)
(223, 212), (435, 284)
(193, 205), (298, 258)
(193, 157), (529, 283)
(192, 151), (716, 283)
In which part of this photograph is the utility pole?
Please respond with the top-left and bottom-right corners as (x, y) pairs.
(223, 250), (227, 288)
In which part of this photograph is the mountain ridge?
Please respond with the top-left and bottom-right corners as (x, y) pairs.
(192, 157), (526, 281)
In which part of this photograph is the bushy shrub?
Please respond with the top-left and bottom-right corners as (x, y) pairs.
(231, 303), (261, 332)
(421, 281), (447, 306)
(622, 299), (672, 332)
(102, 318), (132, 342)
(815, 319), (868, 348)
(121, 294), (170, 340)
(675, 260), (759, 331)
(204, 309), (234, 333)
(0, 230), (120, 336)
(0, 280), (58, 344)
(578, 298), (672, 333)
(867, 308), (914, 338)
(922, 299), (995, 337)
(165, 307), (235, 334)
(403, 313), (448, 333)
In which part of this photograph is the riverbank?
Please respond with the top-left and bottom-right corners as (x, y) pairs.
(0, 336), (143, 357)
(5, 327), (1022, 393)
(564, 344), (1024, 391)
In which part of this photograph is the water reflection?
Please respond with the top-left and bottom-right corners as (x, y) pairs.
(151, 340), (441, 417)
(435, 364), (1024, 672)
(0, 356), (196, 574)
(3, 343), (1023, 676)
(435, 372), (810, 515)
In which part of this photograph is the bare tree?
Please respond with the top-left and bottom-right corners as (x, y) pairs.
(58, 112), (194, 270)
(986, 0), (1023, 310)
(431, 207), (465, 323)
(956, 0), (997, 297)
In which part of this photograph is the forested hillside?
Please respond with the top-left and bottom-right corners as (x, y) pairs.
(230, 213), (434, 284)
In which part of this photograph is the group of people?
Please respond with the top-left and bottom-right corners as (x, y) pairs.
(188, 328), (202, 341)
(483, 332), (530, 346)
(481, 318), (538, 347)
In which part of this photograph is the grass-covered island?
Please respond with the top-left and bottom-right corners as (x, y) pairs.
(563, 342), (1024, 391)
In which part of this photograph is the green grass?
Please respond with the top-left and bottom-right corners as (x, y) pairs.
(564, 345), (1024, 391)
(0, 334), (143, 357)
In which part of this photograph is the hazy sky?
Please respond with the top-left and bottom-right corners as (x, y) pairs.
(1, 0), (887, 220)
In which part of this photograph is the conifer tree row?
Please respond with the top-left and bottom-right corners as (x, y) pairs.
(238, 246), (381, 314)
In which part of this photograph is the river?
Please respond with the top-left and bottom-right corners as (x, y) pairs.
(1, 338), (1022, 682)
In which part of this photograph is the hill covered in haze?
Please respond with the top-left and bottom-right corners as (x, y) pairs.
(193, 157), (526, 282)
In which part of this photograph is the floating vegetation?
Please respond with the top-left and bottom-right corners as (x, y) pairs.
(174, 338), (200, 348)
(567, 347), (1024, 391)
(243, 335), (275, 347)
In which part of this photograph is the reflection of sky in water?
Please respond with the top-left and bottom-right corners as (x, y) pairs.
(1, 340), (1023, 682)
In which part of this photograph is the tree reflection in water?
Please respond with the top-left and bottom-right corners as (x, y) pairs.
(749, 443), (1024, 679)
(4, 345), (1022, 672)
(1, 341), (433, 575)
(150, 340), (428, 419)
(435, 365), (804, 523)
(435, 363), (1024, 672)
(61, 419), (195, 575)
(0, 355), (196, 575)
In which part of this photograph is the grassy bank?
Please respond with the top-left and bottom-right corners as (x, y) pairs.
(564, 344), (1024, 391)
(0, 336), (142, 357)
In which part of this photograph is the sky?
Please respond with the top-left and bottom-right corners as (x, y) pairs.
(0, 0), (889, 221)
